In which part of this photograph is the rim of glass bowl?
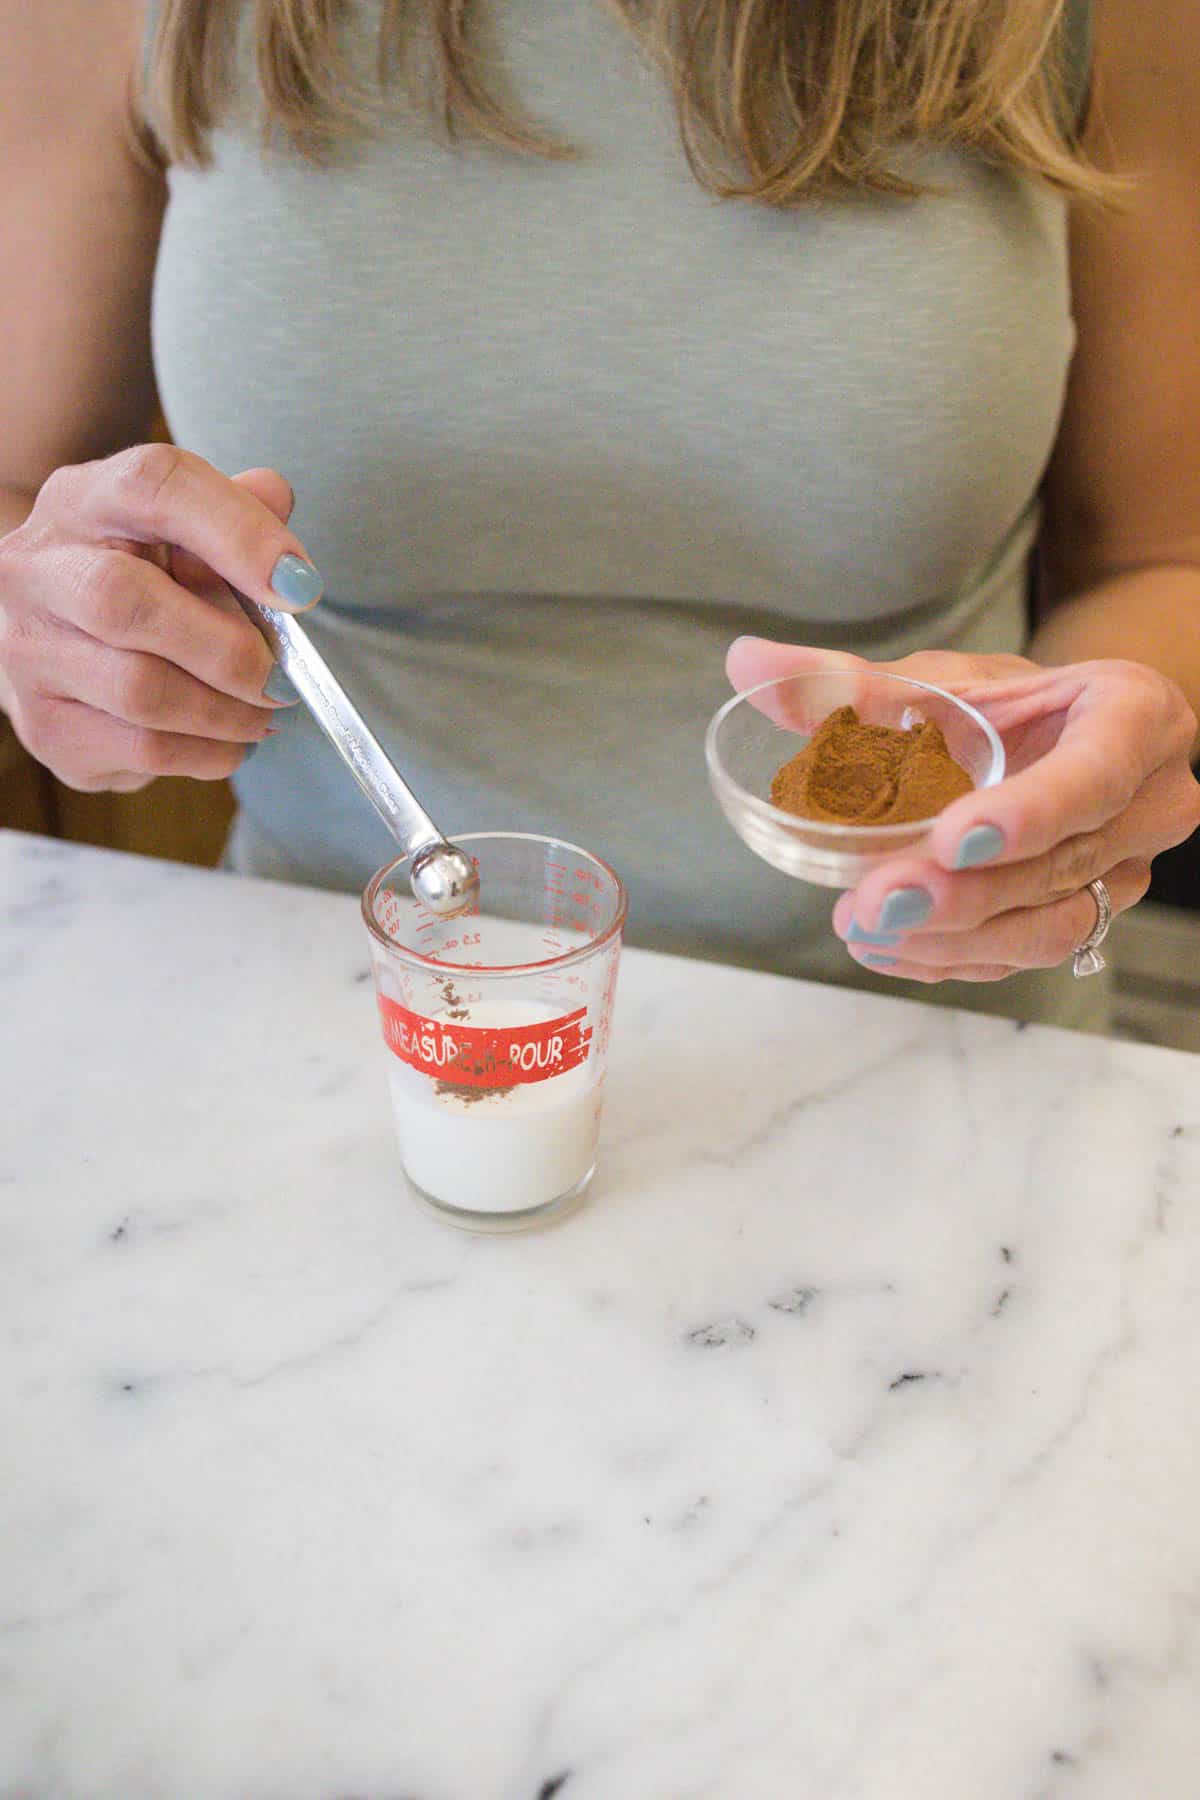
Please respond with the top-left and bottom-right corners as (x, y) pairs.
(705, 669), (1006, 841)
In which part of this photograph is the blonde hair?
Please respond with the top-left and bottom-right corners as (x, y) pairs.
(144, 0), (1112, 203)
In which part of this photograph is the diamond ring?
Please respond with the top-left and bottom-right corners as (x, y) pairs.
(1072, 877), (1113, 978)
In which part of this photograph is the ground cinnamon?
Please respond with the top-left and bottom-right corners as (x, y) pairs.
(770, 705), (973, 825)
(433, 976), (513, 1102)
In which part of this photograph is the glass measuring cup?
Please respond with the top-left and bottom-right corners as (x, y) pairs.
(362, 832), (628, 1233)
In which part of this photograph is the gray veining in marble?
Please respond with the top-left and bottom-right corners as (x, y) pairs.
(1, 828), (1198, 1799)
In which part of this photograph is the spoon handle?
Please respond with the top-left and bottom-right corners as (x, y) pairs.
(235, 595), (442, 861)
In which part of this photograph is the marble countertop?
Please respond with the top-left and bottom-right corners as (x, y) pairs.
(2, 827), (1199, 1800)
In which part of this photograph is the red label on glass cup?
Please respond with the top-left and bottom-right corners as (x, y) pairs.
(378, 998), (591, 1088)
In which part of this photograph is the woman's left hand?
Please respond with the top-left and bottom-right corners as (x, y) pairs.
(726, 639), (1200, 984)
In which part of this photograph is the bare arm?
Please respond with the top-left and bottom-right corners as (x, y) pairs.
(727, 0), (1200, 987)
(0, 0), (324, 793)
(1036, 0), (1200, 741)
(0, 0), (164, 520)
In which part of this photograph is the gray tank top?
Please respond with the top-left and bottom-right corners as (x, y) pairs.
(145, 0), (1104, 1029)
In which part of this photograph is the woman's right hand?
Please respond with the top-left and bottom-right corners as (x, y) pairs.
(0, 447), (323, 792)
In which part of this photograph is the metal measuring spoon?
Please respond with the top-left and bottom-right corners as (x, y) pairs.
(235, 595), (479, 918)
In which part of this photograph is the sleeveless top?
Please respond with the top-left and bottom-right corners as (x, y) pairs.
(144, 0), (1106, 1030)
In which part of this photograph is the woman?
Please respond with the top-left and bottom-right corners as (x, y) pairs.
(1, 0), (1197, 1032)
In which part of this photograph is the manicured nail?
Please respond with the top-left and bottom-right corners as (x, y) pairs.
(270, 553), (323, 609)
(262, 664), (298, 704)
(863, 954), (898, 969)
(878, 887), (934, 932)
(954, 825), (1006, 869)
(847, 920), (902, 948)
(242, 725), (280, 763)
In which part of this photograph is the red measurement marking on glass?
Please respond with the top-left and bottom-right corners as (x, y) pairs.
(378, 997), (591, 1087)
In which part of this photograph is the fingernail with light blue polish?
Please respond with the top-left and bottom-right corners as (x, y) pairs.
(954, 825), (1006, 870)
(270, 553), (323, 610)
(847, 921), (902, 948)
(864, 954), (898, 969)
(263, 664), (298, 704)
(878, 887), (934, 932)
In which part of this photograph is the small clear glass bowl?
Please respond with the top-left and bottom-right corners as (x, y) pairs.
(705, 668), (1005, 889)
